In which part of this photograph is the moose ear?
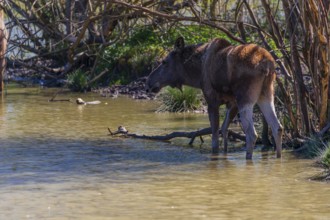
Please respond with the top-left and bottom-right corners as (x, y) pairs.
(174, 37), (185, 51)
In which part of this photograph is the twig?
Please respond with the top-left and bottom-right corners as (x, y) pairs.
(48, 88), (72, 102)
(87, 68), (108, 86)
(108, 128), (114, 135)
(111, 0), (245, 44)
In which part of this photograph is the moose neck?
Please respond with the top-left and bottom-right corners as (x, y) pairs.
(180, 44), (206, 89)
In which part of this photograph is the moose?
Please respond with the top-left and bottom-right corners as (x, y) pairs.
(146, 37), (283, 159)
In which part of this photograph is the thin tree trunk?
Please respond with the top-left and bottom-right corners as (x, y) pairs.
(0, 9), (7, 93)
(311, 0), (329, 128)
(282, 0), (311, 134)
(65, 0), (74, 36)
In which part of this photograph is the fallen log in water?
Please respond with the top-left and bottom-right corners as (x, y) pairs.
(108, 126), (248, 145)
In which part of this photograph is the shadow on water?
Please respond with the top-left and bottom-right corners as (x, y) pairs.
(0, 136), (209, 186)
(0, 88), (213, 187)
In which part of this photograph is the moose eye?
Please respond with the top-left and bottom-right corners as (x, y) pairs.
(162, 60), (167, 65)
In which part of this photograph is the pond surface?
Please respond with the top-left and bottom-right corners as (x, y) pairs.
(0, 87), (329, 220)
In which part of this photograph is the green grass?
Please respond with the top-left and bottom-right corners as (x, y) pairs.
(66, 70), (89, 92)
(294, 135), (326, 159)
(292, 136), (330, 181)
(318, 143), (330, 170)
(302, 139), (330, 182)
(156, 86), (204, 113)
(313, 142), (330, 182)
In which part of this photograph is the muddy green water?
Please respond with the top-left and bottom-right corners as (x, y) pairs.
(0, 87), (329, 220)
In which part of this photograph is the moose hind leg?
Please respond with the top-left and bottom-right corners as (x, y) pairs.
(239, 104), (257, 159)
(258, 101), (283, 158)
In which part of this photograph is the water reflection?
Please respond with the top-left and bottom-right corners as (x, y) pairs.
(0, 88), (329, 220)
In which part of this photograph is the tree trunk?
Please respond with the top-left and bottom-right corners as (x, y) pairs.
(282, 0), (311, 134)
(0, 9), (7, 93)
(311, 0), (329, 129)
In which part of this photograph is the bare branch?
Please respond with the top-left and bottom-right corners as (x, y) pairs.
(111, 0), (245, 44)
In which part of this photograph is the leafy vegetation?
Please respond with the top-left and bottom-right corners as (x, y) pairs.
(60, 24), (234, 98)
(294, 135), (330, 158)
(66, 70), (89, 92)
(311, 141), (330, 182)
(97, 27), (164, 86)
(98, 25), (233, 86)
(156, 86), (204, 113)
(293, 135), (330, 181)
(319, 144), (330, 170)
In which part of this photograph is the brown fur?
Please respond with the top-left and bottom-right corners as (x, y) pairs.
(147, 38), (282, 159)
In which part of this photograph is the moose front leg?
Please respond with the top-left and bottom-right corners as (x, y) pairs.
(208, 103), (220, 154)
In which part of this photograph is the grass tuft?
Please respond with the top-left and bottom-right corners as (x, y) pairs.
(309, 139), (330, 182)
(67, 70), (89, 92)
(156, 86), (205, 113)
(318, 142), (330, 170)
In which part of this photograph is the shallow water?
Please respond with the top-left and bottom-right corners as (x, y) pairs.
(0, 87), (329, 220)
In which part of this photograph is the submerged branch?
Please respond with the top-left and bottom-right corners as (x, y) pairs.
(108, 126), (247, 145)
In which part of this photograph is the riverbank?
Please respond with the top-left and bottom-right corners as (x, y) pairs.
(5, 64), (154, 100)
(91, 77), (155, 100)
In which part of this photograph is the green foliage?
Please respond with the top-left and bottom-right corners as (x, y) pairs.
(67, 70), (89, 92)
(98, 27), (166, 86)
(295, 136), (325, 159)
(156, 86), (204, 113)
(311, 141), (330, 181)
(294, 136), (330, 180)
(266, 37), (284, 58)
(166, 25), (236, 46)
(319, 143), (330, 170)
(98, 25), (233, 86)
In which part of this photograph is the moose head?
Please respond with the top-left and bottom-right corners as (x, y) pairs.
(146, 37), (189, 93)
